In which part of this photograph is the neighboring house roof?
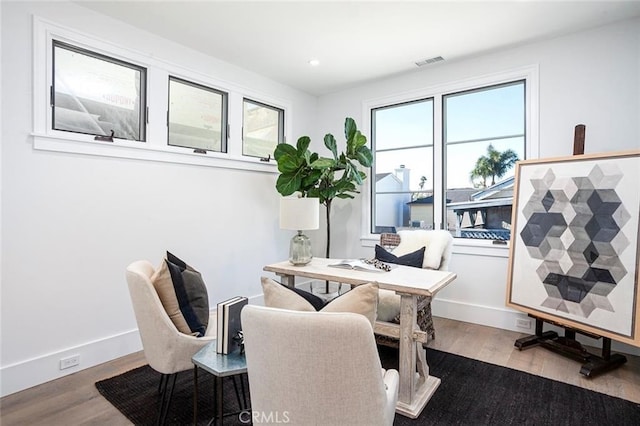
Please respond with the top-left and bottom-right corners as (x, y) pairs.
(447, 197), (513, 211)
(375, 173), (404, 193)
(408, 195), (434, 205)
(407, 195), (452, 205)
(375, 173), (402, 184)
(447, 177), (515, 211)
(471, 176), (514, 201)
(446, 188), (478, 203)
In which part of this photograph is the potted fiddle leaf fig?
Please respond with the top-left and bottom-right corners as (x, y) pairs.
(274, 117), (372, 283)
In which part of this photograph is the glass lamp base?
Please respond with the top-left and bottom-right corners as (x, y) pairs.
(289, 231), (312, 265)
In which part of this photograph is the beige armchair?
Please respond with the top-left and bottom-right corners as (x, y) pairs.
(126, 260), (216, 425)
(376, 230), (454, 347)
(242, 305), (399, 426)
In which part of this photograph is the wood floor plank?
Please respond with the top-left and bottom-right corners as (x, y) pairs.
(1, 351), (145, 425)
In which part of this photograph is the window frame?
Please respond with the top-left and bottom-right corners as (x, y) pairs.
(370, 97), (435, 233)
(51, 39), (148, 142)
(361, 65), (539, 255)
(242, 98), (285, 159)
(442, 79), (526, 240)
(32, 16), (289, 174)
(167, 75), (229, 153)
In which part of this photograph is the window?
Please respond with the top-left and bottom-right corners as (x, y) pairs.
(168, 77), (228, 152)
(371, 99), (434, 233)
(369, 71), (534, 242)
(52, 40), (146, 141)
(35, 17), (290, 173)
(243, 99), (284, 159)
(444, 81), (525, 240)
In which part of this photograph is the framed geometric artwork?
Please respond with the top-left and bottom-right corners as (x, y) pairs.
(506, 150), (640, 347)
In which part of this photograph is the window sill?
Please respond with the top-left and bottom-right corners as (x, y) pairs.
(361, 235), (510, 258)
(31, 132), (278, 173)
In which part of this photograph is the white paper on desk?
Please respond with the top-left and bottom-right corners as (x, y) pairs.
(328, 259), (389, 272)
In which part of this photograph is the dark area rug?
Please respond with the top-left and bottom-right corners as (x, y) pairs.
(96, 347), (640, 425)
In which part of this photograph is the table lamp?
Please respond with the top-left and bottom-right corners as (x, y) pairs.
(280, 197), (319, 265)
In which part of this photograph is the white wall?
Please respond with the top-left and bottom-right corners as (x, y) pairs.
(317, 18), (640, 355)
(0, 1), (317, 396)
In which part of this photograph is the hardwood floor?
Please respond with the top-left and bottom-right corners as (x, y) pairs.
(428, 317), (640, 404)
(1, 317), (638, 425)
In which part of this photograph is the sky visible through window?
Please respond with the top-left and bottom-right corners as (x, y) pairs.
(374, 82), (524, 191)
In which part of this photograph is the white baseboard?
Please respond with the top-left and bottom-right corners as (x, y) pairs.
(0, 329), (142, 398)
(432, 297), (532, 333)
(432, 298), (640, 356)
(1, 295), (266, 398)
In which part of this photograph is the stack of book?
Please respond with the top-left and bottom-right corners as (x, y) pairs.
(216, 296), (248, 354)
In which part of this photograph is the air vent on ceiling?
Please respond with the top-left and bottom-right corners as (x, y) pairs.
(415, 56), (444, 67)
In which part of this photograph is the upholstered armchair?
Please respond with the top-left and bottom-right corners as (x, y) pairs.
(375, 230), (454, 347)
(242, 305), (399, 426)
(126, 260), (216, 425)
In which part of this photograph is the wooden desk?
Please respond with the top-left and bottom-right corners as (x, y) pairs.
(263, 258), (457, 418)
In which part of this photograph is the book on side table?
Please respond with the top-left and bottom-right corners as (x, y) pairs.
(216, 296), (248, 354)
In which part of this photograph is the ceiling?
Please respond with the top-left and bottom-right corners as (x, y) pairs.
(76, 1), (640, 96)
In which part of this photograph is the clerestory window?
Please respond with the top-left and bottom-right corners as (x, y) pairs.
(242, 99), (285, 159)
(52, 40), (147, 141)
(168, 76), (228, 153)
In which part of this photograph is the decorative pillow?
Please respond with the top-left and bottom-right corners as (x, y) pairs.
(377, 289), (401, 322)
(375, 244), (425, 268)
(151, 252), (209, 337)
(374, 245), (425, 322)
(394, 230), (452, 270)
(261, 277), (378, 328)
(261, 276), (320, 312)
(320, 283), (379, 328)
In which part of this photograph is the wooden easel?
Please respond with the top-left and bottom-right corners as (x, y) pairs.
(513, 124), (628, 377)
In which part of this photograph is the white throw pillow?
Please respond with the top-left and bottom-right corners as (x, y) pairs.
(393, 230), (451, 270)
(261, 277), (379, 328)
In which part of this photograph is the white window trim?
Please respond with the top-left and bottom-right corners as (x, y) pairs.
(360, 65), (540, 256)
(32, 15), (291, 173)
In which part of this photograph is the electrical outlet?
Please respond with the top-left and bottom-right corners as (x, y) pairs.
(60, 355), (80, 370)
(516, 318), (532, 329)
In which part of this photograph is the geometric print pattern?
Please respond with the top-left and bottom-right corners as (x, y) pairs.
(520, 164), (630, 318)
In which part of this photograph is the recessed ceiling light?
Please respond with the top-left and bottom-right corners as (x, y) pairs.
(308, 59), (320, 67)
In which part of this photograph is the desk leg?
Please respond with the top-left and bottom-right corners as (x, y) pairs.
(277, 273), (295, 288)
(397, 293), (416, 405)
(395, 293), (440, 419)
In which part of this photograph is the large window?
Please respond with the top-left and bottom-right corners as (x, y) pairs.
(242, 99), (284, 159)
(52, 40), (146, 141)
(370, 77), (529, 241)
(372, 99), (434, 233)
(168, 77), (228, 152)
(444, 81), (525, 240)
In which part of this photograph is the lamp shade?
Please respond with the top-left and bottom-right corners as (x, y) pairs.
(279, 197), (319, 230)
